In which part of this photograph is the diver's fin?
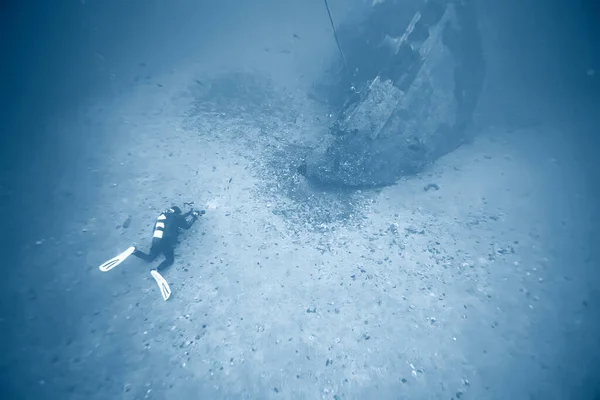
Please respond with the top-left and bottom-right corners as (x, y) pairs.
(98, 246), (136, 272)
(151, 270), (171, 301)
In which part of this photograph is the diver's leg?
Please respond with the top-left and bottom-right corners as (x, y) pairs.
(156, 244), (175, 272)
(133, 239), (161, 262)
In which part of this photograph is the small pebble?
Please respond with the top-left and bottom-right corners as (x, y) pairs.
(424, 183), (440, 191)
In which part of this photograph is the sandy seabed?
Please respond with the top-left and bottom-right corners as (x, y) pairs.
(17, 56), (597, 400)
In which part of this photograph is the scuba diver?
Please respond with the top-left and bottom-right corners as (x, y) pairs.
(98, 204), (205, 301)
(132, 205), (204, 271)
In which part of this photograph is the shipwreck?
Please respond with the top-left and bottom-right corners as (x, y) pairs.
(300, 0), (486, 188)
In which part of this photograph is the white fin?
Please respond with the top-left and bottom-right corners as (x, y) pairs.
(98, 246), (136, 272)
(151, 270), (171, 301)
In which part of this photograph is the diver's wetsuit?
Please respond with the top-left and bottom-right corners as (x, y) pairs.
(133, 209), (198, 271)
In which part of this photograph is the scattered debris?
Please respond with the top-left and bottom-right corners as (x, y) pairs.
(405, 226), (425, 235)
(122, 215), (132, 228)
(387, 223), (399, 235)
(495, 244), (516, 255)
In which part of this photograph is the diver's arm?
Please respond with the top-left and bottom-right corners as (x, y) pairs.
(178, 212), (195, 230)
